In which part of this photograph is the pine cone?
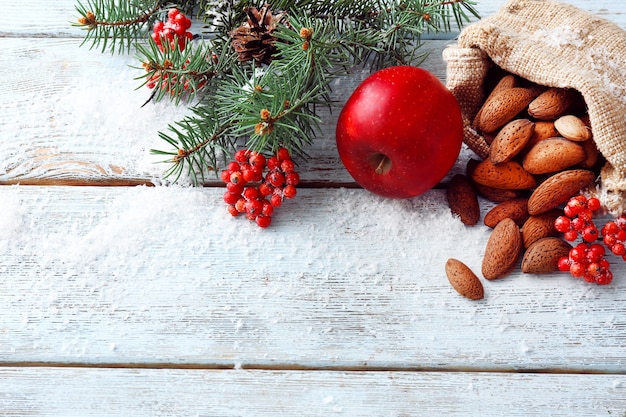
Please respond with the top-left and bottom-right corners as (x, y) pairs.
(230, 4), (285, 65)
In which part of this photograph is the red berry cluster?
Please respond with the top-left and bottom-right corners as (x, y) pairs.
(554, 195), (614, 285)
(554, 195), (601, 242)
(601, 215), (626, 258)
(151, 9), (193, 52)
(221, 148), (300, 228)
(557, 242), (612, 285)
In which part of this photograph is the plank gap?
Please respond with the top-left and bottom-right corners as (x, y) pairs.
(2, 361), (625, 376)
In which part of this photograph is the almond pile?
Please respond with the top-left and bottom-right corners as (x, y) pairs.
(445, 71), (602, 300)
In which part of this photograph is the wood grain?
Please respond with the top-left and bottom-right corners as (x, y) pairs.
(1, 367), (625, 416)
(1, 185), (625, 372)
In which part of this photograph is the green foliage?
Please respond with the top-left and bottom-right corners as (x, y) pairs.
(74, 0), (479, 184)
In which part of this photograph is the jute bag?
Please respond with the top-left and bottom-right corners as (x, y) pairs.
(443, 0), (626, 214)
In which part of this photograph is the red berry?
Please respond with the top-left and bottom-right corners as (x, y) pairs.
(286, 172), (300, 186)
(249, 152), (266, 169)
(226, 182), (244, 195)
(602, 221), (619, 236)
(280, 159), (295, 173)
(586, 243), (605, 262)
(235, 198), (246, 213)
(221, 169), (232, 183)
(569, 262), (585, 277)
(557, 256), (571, 272)
(168, 8), (180, 20)
(245, 199), (263, 218)
(587, 197), (601, 211)
(564, 230), (579, 242)
(267, 156), (279, 171)
(256, 214), (272, 228)
(581, 226), (599, 242)
(242, 168), (256, 183)
(229, 171), (245, 185)
(604, 234), (617, 247)
(554, 216), (571, 233)
(571, 217), (586, 231)
(596, 270), (613, 285)
(227, 161), (240, 172)
(243, 187), (259, 201)
(261, 200), (274, 216)
(569, 245), (587, 263)
(563, 205), (576, 218)
(226, 204), (239, 216)
(611, 242), (626, 256)
(578, 208), (594, 222)
(283, 185), (297, 199)
(270, 194), (283, 207)
(223, 191), (241, 205)
(153, 21), (165, 33)
(258, 182), (274, 197)
(268, 172), (285, 188)
(276, 147), (291, 161)
(234, 149), (249, 162)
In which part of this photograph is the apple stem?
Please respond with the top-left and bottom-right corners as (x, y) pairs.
(374, 154), (392, 175)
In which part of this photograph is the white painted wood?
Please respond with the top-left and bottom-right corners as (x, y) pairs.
(1, 185), (625, 372)
(2, 1), (624, 185)
(1, 367), (625, 416)
(5, 0), (625, 37)
(0, 36), (467, 186)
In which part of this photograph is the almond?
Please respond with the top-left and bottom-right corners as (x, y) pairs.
(527, 88), (580, 120)
(471, 159), (537, 190)
(446, 174), (480, 226)
(473, 74), (519, 128)
(554, 115), (592, 142)
(467, 158), (523, 202)
(527, 169), (597, 215)
(489, 119), (535, 164)
(520, 209), (561, 248)
(525, 120), (559, 150)
(521, 237), (572, 274)
(474, 183), (524, 203)
(580, 138), (600, 168)
(445, 258), (484, 300)
(482, 218), (523, 280)
(522, 137), (586, 174)
(478, 87), (538, 133)
(484, 198), (529, 228)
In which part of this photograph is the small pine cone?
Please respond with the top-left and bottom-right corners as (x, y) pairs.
(229, 4), (285, 65)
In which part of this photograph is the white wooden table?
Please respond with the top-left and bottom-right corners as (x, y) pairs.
(1, 1), (626, 415)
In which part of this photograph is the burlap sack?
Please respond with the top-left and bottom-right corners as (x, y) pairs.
(442, 0), (626, 214)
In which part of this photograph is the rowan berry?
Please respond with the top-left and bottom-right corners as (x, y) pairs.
(283, 185), (297, 199)
(581, 225), (599, 242)
(256, 214), (272, 228)
(280, 159), (295, 173)
(286, 172), (300, 186)
(226, 204), (239, 217)
(234, 149), (249, 162)
(554, 216), (571, 233)
(223, 191), (240, 205)
(277, 147), (291, 161)
(268, 172), (285, 188)
(229, 171), (245, 185)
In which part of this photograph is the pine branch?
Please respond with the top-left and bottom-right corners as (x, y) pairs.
(75, 0), (165, 53)
(75, 0), (480, 184)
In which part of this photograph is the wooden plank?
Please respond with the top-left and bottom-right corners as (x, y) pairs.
(2, 185), (625, 371)
(0, 37), (468, 186)
(0, 367), (625, 416)
(4, 0), (625, 37)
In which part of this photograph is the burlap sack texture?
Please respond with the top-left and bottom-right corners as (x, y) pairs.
(442, 0), (626, 214)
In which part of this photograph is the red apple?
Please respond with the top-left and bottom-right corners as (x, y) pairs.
(336, 65), (463, 198)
